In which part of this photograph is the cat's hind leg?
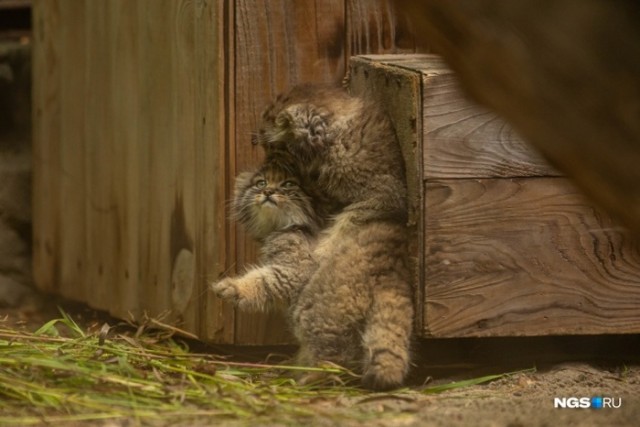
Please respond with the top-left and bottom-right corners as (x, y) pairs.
(360, 275), (414, 391)
(292, 296), (363, 373)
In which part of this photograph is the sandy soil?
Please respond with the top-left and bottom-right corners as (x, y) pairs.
(2, 292), (639, 427)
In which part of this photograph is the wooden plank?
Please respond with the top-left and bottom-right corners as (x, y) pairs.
(32, 0), (61, 293)
(422, 70), (559, 179)
(346, 0), (419, 57)
(196, 0), (235, 343)
(423, 177), (640, 337)
(83, 1), (118, 310)
(168, 0), (197, 332)
(109, 0), (140, 318)
(57, 2), (86, 301)
(33, 0), (233, 343)
(136, 1), (176, 320)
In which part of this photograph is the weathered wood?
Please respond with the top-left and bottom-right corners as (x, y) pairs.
(346, 0), (419, 57)
(84, 0), (116, 312)
(424, 178), (640, 337)
(393, 0), (640, 232)
(422, 72), (559, 179)
(109, 0), (140, 318)
(32, 0), (234, 342)
(351, 54), (640, 338)
(58, 2), (86, 303)
(32, 0), (60, 294)
(351, 54), (558, 179)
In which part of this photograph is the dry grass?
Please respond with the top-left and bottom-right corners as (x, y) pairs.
(0, 310), (532, 426)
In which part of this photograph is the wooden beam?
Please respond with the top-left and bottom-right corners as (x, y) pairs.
(424, 177), (640, 337)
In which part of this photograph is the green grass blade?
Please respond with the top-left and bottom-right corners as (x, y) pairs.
(421, 367), (536, 394)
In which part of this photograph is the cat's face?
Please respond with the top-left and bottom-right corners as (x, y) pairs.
(254, 85), (359, 163)
(232, 164), (319, 239)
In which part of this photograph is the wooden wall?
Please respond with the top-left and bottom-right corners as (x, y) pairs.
(32, 0), (420, 344)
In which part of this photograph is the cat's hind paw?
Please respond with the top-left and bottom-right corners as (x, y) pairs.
(361, 354), (408, 392)
(361, 368), (405, 392)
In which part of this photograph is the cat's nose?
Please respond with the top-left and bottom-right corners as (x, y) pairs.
(263, 188), (275, 196)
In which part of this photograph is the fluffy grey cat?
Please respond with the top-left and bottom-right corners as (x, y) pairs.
(256, 84), (414, 391)
(211, 160), (322, 313)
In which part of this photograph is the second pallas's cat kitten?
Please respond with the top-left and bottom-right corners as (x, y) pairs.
(211, 160), (322, 312)
(255, 84), (414, 391)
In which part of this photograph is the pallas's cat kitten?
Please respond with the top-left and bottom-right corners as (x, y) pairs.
(255, 84), (414, 391)
(211, 161), (321, 313)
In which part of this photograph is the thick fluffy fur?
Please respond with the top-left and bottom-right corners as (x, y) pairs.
(211, 162), (320, 312)
(259, 84), (408, 224)
(257, 84), (414, 391)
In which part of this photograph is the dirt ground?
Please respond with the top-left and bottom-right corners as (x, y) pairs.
(2, 292), (640, 427)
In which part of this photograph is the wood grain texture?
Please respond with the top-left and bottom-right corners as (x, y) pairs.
(32, 0), (233, 342)
(423, 178), (640, 337)
(57, 2), (86, 302)
(109, 0), (140, 318)
(346, 0), (418, 57)
(351, 54), (557, 180)
(31, 0), (61, 294)
(84, 0), (116, 311)
(422, 70), (559, 179)
(356, 54), (640, 339)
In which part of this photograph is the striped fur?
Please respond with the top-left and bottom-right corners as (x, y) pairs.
(210, 162), (320, 312)
(257, 84), (415, 391)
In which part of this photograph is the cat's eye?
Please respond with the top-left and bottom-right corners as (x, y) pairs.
(254, 179), (267, 189)
(281, 180), (298, 189)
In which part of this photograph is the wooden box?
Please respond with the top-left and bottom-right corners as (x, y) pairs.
(349, 54), (640, 338)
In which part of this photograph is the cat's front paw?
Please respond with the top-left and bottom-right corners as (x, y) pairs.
(210, 276), (265, 311)
(210, 278), (241, 304)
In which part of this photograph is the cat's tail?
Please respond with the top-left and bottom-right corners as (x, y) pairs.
(360, 275), (414, 391)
